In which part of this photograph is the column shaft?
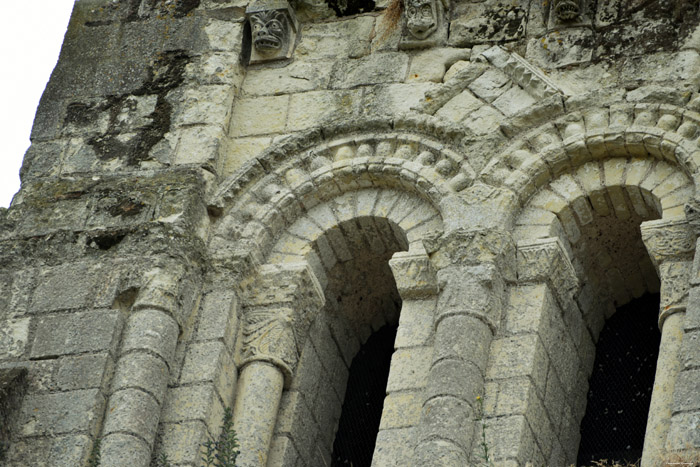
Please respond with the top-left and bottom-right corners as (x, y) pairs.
(233, 362), (285, 467)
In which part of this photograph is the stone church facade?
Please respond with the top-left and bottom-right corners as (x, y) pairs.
(1, 0), (700, 465)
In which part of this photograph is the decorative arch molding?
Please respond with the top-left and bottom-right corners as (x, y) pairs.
(209, 116), (468, 277)
(481, 103), (700, 208)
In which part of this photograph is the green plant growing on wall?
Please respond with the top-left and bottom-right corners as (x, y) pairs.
(475, 395), (493, 467)
(201, 407), (239, 467)
(87, 438), (101, 467)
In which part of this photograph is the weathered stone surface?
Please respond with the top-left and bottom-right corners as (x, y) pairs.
(18, 389), (104, 437)
(30, 310), (123, 359)
(6, 0), (700, 464)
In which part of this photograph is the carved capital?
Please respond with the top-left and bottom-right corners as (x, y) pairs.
(245, 0), (299, 65)
(517, 238), (579, 312)
(241, 262), (324, 381)
(517, 237), (579, 291)
(641, 219), (695, 271)
(435, 263), (504, 332)
(389, 243), (438, 299)
(430, 228), (515, 280)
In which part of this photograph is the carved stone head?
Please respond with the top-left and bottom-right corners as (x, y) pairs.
(245, 0), (299, 64)
(553, 0), (580, 21)
(405, 0), (438, 40)
(400, 0), (448, 49)
(250, 10), (288, 54)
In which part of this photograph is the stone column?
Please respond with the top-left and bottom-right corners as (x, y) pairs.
(640, 219), (694, 467)
(367, 242), (439, 466)
(411, 230), (514, 466)
(100, 270), (182, 467)
(233, 263), (324, 467)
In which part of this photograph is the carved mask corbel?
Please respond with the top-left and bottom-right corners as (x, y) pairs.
(245, 0), (299, 64)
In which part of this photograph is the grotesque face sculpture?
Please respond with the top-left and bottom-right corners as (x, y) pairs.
(250, 10), (288, 54)
(405, 0), (438, 40)
(553, 0), (580, 21)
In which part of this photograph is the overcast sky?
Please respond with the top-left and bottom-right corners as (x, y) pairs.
(0, 1), (74, 208)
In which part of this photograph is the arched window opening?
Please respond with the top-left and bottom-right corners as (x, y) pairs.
(577, 293), (661, 465)
(331, 323), (398, 467)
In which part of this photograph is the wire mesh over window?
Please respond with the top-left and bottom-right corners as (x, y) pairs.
(577, 293), (661, 465)
(331, 324), (398, 467)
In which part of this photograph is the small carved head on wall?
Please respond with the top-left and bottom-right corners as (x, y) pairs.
(553, 0), (580, 21)
(250, 10), (288, 54)
(404, 0), (438, 39)
(245, 0), (299, 64)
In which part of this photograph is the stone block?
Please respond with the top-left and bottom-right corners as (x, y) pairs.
(18, 389), (104, 437)
(274, 391), (319, 463)
(481, 415), (538, 463)
(362, 83), (439, 118)
(494, 377), (535, 417)
(286, 89), (362, 132)
(492, 85), (537, 117)
(121, 309), (179, 367)
(56, 353), (113, 391)
(426, 358), (483, 404)
(421, 395), (474, 449)
(180, 341), (237, 404)
(0, 318), (30, 359)
(162, 384), (223, 427)
(158, 420), (209, 466)
(407, 48), (472, 83)
(100, 432), (151, 466)
(296, 16), (375, 60)
(30, 263), (106, 313)
(463, 104), (504, 136)
(412, 438), (468, 466)
(395, 299), (435, 348)
(289, 337), (325, 403)
(486, 334), (548, 397)
(103, 388), (160, 441)
(330, 52), (409, 89)
(4, 434), (92, 467)
(242, 59), (334, 96)
(666, 411), (700, 451)
(434, 314), (492, 373)
(173, 124), (224, 167)
(371, 427), (417, 467)
(30, 310), (123, 359)
(386, 346), (432, 392)
(112, 352), (169, 404)
(268, 435), (300, 466)
(435, 90), (483, 123)
(380, 391), (422, 430)
(504, 285), (548, 335)
(672, 369), (700, 413)
(681, 330), (700, 370)
(229, 95), (289, 137)
(170, 85), (234, 127)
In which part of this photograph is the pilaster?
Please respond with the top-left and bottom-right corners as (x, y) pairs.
(233, 262), (324, 467)
(639, 218), (695, 466)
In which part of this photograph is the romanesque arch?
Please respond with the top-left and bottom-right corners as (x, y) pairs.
(477, 103), (699, 466)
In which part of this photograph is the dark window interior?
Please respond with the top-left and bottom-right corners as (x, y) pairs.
(577, 293), (661, 465)
(331, 324), (398, 467)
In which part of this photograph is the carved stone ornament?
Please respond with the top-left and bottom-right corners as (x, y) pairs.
(389, 243), (438, 299)
(400, 0), (448, 49)
(547, 0), (590, 29)
(245, 0), (299, 65)
(240, 263), (324, 380)
(553, 0), (580, 21)
(516, 237), (580, 310)
(640, 219), (695, 271)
